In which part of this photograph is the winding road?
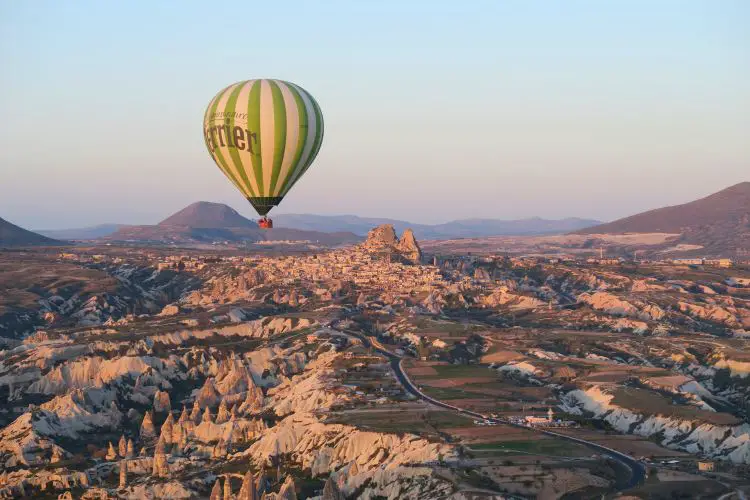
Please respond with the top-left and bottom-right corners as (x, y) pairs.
(342, 328), (646, 492)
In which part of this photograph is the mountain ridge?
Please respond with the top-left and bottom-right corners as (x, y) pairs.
(0, 217), (66, 247)
(271, 214), (601, 239)
(104, 202), (361, 246)
(159, 201), (256, 228)
(37, 224), (126, 241)
(574, 182), (750, 255)
(576, 182), (750, 235)
(38, 207), (601, 241)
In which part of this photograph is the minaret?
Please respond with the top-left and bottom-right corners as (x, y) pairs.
(547, 407), (553, 422)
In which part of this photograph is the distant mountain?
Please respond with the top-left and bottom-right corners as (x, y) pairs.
(37, 224), (124, 240)
(575, 182), (750, 254)
(36, 202), (601, 247)
(272, 214), (415, 236)
(426, 217), (603, 238)
(273, 214), (601, 239)
(159, 201), (255, 228)
(105, 224), (360, 246)
(0, 217), (65, 247)
(103, 202), (361, 247)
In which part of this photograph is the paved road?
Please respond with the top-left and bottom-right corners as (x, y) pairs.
(718, 489), (749, 500)
(344, 329), (646, 492)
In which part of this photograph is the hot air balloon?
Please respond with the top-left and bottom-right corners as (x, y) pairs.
(203, 79), (324, 229)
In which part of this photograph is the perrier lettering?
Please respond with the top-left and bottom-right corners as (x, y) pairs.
(204, 120), (257, 154)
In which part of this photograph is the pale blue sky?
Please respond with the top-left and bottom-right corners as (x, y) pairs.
(1, 1), (748, 229)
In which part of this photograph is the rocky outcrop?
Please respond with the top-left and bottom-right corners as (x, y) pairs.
(678, 301), (739, 327)
(246, 412), (456, 477)
(396, 229), (422, 264)
(631, 279), (668, 292)
(712, 355), (750, 378)
(609, 318), (649, 334)
(482, 288), (546, 310)
(190, 402), (202, 424)
(158, 304), (180, 317)
(124, 481), (194, 499)
(27, 355), (179, 395)
(153, 390), (171, 413)
(106, 442), (117, 460)
(50, 446), (65, 464)
(209, 480), (222, 500)
(118, 435), (127, 457)
(0, 411), (70, 468)
(216, 400), (230, 424)
(0, 261), (200, 337)
(578, 291), (665, 321)
(362, 225), (422, 264)
(238, 384), (264, 415)
(365, 225), (399, 246)
(322, 477), (345, 500)
(159, 413), (174, 444)
(223, 476), (232, 499)
(265, 351), (349, 416)
(202, 407), (213, 424)
(275, 476), (297, 500)
(422, 291), (446, 315)
(140, 411), (156, 440)
(561, 386), (750, 464)
(148, 318), (312, 346)
(152, 446), (168, 477)
(196, 378), (221, 408)
(0, 386), (126, 468)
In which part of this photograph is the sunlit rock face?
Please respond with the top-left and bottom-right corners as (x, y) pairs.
(362, 224), (422, 264)
(244, 412), (456, 498)
(561, 386), (750, 464)
(365, 224), (399, 247)
(396, 228), (422, 264)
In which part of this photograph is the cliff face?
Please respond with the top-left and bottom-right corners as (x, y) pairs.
(561, 386), (750, 464)
(245, 412), (455, 498)
(396, 228), (422, 263)
(362, 224), (422, 264)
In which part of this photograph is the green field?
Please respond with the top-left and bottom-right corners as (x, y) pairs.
(611, 387), (740, 426)
(420, 386), (484, 400)
(428, 364), (493, 378)
(410, 317), (483, 335)
(327, 409), (474, 436)
(470, 439), (591, 457)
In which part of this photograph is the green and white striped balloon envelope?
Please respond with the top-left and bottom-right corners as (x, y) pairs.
(203, 79), (324, 216)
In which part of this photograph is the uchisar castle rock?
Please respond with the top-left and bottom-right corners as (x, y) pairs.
(362, 224), (423, 264)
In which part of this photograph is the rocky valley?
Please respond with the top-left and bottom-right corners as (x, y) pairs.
(0, 225), (749, 499)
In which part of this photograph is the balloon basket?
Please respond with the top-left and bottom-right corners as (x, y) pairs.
(258, 218), (273, 229)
